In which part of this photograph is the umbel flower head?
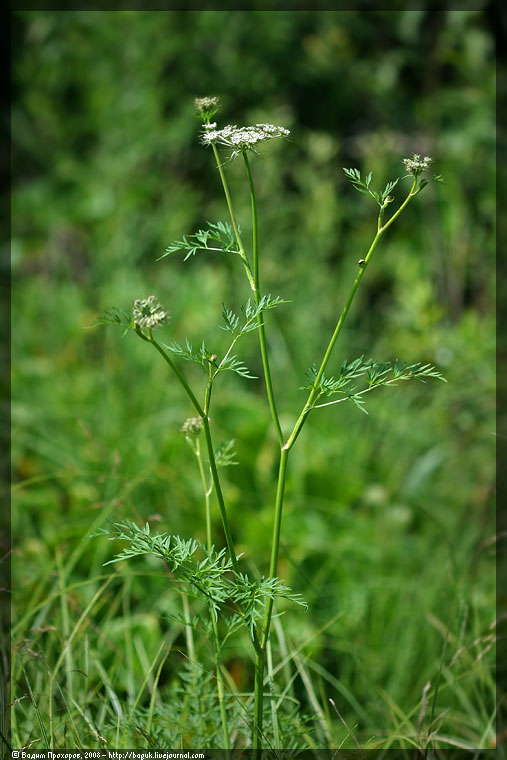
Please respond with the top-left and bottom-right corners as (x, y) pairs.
(402, 154), (433, 176)
(194, 96), (220, 120)
(132, 296), (169, 330)
(201, 123), (290, 153)
(180, 417), (203, 437)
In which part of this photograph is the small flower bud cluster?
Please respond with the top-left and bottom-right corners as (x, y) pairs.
(132, 296), (169, 330)
(180, 417), (203, 437)
(402, 154), (433, 175)
(194, 96), (220, 117)
(201, 123), (290, 150)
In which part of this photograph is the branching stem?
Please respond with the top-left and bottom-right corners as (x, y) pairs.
(211, 144), (255, 292)
(283, 177), (417, 451)
(149, 333), (205, 416)
(148, 333), (239, 575)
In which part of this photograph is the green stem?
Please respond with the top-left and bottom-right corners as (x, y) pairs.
(382, 177), (418, 232)
(193, 437), (231, 752)
(204, 362), (214, 416)
(182, 594), (195, 661)
(211, 615), (231, 752)
(253, 178), (418, 753)
(202, 415), (240, 575)
(253, 648), (266, 753)
(253, 447), (290, 754)
(243, 152), (260, 289)
(195, 438), (212, 552)
(266, 638), (280, 747)
(283, 177), (417, 451)
(243, 152), (284, 446)
(211, 144), (255, 292)
(148, 334), (239, 574)
(283, 238), (378, 450)
(262, 447), (290, 643)
(149, 335), (205, 417)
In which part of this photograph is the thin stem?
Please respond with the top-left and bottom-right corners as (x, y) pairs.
(282, 237), (378, 450)
(147, 334), (239, 574)
(283, 177), (417, 451)
(202, 415), (240, 576)
(204, 362), (214, 415)
(211, 143), (255, 292)
(149, 334), (204, 417)
(243, 152), (284, 445)
(262, 447), (290, 641)
(212, 334), (241, 381)
(195, 437), (212, 551)
(243, 152), (260, 289)
(253, 648), (266, 753)
(253, 447), (290, 754)
(266, 626), (280, 747)
(182, 594), (195, 661)
(190, 246), (242, 254)
(192, 436), (231, 752)
(381, 177), (418, 232)
(212, 615), (231, 752)
(212, 308), (277, 382)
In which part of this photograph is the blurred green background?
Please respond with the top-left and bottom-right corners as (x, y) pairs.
(11, 9), (496, 751)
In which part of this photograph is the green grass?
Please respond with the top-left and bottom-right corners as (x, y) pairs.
(12, 264), (495, 749)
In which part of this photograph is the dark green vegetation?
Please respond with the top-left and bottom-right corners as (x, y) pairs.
(12, 9), (496, 752)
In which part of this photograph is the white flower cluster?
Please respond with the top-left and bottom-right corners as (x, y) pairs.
(180, 416), (203, 437)
(402, 154), (433, 175)
(201, 123), (290, 150)
(194, 96), (219, 114)
(132, 296), (169, 330)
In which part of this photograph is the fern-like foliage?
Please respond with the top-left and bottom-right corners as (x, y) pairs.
(161, 338), (256, 379)
(215, 439), (238, 467)
(218, 355), (256, 379)
(161, 338), (210, 368)
(160, 221), (239, 261)
(206, 294), (288, 381)
(104, 521), (232, 618)
(302, 356), (446, 414)
(104, 521), (199, 567)
(220, 295), (288, 336)
(124, 661), (224, 748)
(220, 304), (241, 334)
(343, 168), (399, 207)
(230, 573), (307, 638)
(412, 173), (445, 196)
(94, 296), (287, 384)
(164, 611), (204, 631)
(301, 355), (373, 395)
(121, 657), (314, 749)
(101, 521), (306, 630)
(91, 307), (133, 332)
(370, 359), (445, 385)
